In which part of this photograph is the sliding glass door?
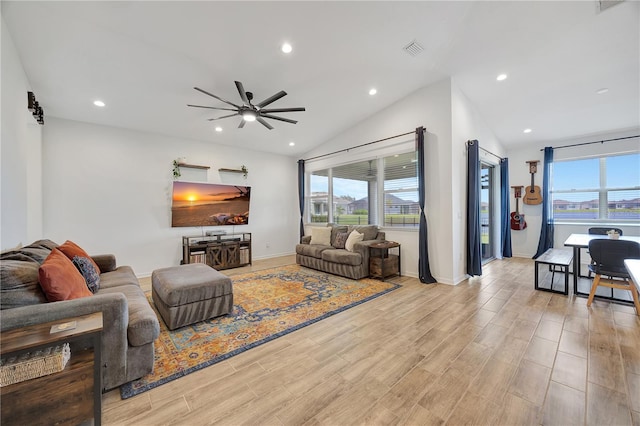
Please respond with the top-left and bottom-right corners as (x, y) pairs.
(481, 162), (496, 263)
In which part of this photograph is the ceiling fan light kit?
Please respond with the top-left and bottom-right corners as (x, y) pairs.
(242, 111), (257, 122)
(188, 81), (305, 130)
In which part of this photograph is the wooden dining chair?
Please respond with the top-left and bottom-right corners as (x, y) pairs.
(587, 239), (640, 315)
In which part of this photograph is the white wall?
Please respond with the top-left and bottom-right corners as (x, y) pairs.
(303, 78), (452, 281)
(451, 80), (507, 282)
(508, 128), (640, 259)
(42, 118), (299, 276)
(1, 15), (43, 249)
(303, 78), (504, 284)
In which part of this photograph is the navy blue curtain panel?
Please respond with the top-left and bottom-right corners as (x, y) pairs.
(416, 127), (436, 284)
(533, 147), (554, 258)
(466, 140), (482, 276)
(297, 159), (305, 242)
(500, 158), (513, 258)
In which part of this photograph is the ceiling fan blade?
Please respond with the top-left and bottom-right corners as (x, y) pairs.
(260, 113), (297, 124)
(238, 119), (246, 128)
(235, 81), (250, 104)
(259, 107), (306, 113)
(256, 117), (274, 130)
(207, 113), (240, 121)
(256, 91), (287, 108)
(194, 87), (240, 109)
(187, 104), (237, 111)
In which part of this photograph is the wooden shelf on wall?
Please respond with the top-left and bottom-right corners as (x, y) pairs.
(218, 168), (244, 174)
(178, 163), (210, 170)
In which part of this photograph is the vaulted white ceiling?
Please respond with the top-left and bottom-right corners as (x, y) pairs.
(3, 1), (638, 156)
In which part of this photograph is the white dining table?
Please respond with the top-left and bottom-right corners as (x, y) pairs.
(563, 233), (640, 298)
(624, 259), (640, 295)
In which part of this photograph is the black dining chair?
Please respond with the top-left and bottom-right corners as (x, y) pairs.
(586, 227), (624, 278)
(586, 239), (640, 315)
(588, 227), (623, 236)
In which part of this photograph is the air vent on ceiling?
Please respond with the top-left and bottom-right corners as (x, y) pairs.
(598, 0), (624, 12)
(403, 40), (424, 57)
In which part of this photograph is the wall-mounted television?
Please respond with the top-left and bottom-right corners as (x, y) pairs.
(171, 181), (250, 227)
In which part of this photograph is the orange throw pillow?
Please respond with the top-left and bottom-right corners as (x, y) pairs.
(57, 240), (101, 274)
(38, 248), (93, 301)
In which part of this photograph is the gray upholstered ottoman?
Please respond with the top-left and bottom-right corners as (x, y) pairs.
(151, 263), (233, 330)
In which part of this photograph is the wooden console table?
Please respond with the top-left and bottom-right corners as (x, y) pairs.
(369, 241), (401, 281)
(182, 233), (252, 270)
(0, 312), (103, 426)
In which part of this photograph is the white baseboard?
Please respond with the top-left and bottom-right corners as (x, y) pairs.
(135, 251), (296, 279)
(252, 251), (295, 261)
(512, 252), (534, 259)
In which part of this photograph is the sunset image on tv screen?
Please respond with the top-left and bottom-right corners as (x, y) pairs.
(171, 182), (250, 227)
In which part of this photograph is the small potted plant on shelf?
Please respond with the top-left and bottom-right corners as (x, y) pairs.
(607, 229), (620, 239)
(172, 159), (182, 179)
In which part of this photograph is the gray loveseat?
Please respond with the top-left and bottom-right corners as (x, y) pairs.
(0, 240), (160, 391)
(296, 224), (385, 279)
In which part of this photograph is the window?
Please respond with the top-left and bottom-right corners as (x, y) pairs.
(307, 151), (419, 228)
(383, 152), (419, 227)
(552, 152), (640, 221)
(309, 172), (328, 223)
(332, 161), (371, 225)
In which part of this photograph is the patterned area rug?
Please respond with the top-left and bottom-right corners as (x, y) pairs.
(120, 264), (400, 398)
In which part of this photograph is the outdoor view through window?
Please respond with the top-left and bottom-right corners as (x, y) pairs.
(309, 152), (419, 227)
(551, 152), (639, 221)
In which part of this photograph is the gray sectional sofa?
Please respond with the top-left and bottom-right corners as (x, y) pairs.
(0, 240), (159, 391)
(296, 224), (385, 279)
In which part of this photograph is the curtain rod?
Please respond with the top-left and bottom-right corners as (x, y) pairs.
(466, 140), (504, 161)
(540, 134), (639, 151)
(302, 128), (425, 162)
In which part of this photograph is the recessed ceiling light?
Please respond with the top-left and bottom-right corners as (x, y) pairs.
(596, 88), (609, 94)
(93, 100), (105, 107)
(289, 142), (295, 146)
(523, 128), (532, 133)
(215, 127), (222, 132)
(496, 74), (508, 81)
(369, 88), (377, 96)
(281, 43), (292, 54)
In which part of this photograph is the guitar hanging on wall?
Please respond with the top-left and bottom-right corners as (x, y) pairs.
(524, 160), (543, 205)
(510, 186), (527, 230)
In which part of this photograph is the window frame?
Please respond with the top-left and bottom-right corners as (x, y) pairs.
(381, 151), (420, 228)
(305, 148), (420, 229)
(551, 152), (640, 224)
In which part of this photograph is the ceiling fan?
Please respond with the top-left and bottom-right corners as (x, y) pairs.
(364, 160), (376, 179)
(187, 81), (306, 130)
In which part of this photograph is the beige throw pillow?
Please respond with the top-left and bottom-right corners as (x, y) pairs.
(310, 227), (332, 245)
(345, 230), (364, 252)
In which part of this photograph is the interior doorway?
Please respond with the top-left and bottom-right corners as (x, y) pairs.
(480, 162), (496, 264)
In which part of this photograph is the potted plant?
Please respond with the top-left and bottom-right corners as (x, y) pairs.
(607, 229), (620, 239)
(172, 160), (181, 179)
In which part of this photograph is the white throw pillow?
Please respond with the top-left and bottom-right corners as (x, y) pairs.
(345, 230), (364, 252)
(310, 227), (332, 245)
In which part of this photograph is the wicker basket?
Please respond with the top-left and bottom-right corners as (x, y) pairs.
(0, 343), (70, 387)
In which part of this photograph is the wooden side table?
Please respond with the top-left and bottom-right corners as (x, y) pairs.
(1, 312), (103, 426)
(369, 241), (401, 281)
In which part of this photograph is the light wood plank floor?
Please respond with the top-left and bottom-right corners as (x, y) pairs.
(102, 256), (640, 425)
